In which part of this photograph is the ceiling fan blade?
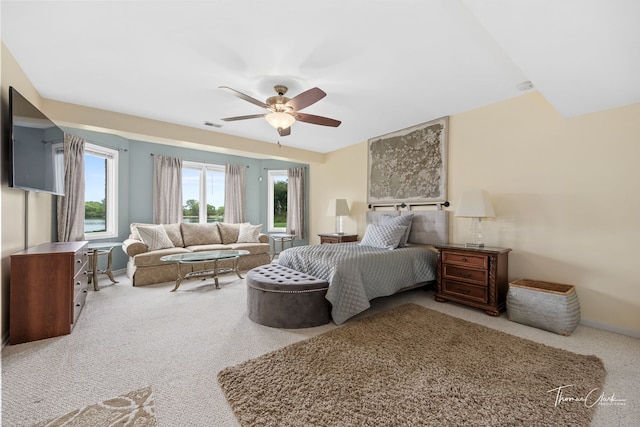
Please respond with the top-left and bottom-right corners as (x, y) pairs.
(295, 113), (341, 127)
(219, 86), (269, 109)
(285, 87), (326, 111)
(278, 126), (291, 137)
(220, 114), (266, 122)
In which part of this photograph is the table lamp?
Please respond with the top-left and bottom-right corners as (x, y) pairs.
(327, 199), (350, 234)
(454, 190), (495, 248)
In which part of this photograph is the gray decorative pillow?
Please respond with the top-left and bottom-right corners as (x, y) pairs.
(237, 223), (262, 243)
(359, 223), (407, 250)
(136, 224), (175, 251)
(380, 214), (414, 247)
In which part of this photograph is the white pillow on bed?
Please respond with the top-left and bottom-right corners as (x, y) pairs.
(359, 223), (408, 250)
(380, 214), (414, 247)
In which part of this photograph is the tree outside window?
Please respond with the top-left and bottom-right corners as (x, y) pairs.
(268, 170), (288, 231)
(182, 161), (225, 223)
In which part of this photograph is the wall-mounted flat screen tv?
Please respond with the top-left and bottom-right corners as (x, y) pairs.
(8, 86), (65, 196)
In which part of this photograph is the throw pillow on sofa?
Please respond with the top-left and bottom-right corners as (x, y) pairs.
(237, 223), (262, 243)
(217, 222), (243, 244)
(181, 223), (222, 246)
(136, 224), (175, 251)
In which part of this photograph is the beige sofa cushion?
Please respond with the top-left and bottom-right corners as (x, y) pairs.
(227, 242), (271, 255)
(217, 222), (242, 244)
(134, 247), (190, 267)
(181, 223), (222, 246)
(185, 244), (229, 252)
(163, 223), (185, 247)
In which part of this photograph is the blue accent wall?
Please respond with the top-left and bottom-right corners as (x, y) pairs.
(62, 127), (308, 272)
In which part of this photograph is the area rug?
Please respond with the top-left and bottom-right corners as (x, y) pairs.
(218, 304), (606, 426)
(32, 387), (156, 427)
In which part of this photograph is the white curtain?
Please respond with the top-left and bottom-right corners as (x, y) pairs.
(57, 133), (85, 242)
(286, 167), (306, 239)
(153, 155), (183, 224)
(224, 164), (246, 223)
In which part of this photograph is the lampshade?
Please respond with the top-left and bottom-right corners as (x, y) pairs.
(454, 190), (496, 218)
(327, 199), (351, 216)
(265, 112), (295, 129)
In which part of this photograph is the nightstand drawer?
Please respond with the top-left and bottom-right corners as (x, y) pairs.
(443, 279), (488, 303)
(443, 265), (488, 286)
(442, 251), (488, 268)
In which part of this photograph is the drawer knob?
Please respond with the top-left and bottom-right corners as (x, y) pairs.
(75, 281), (81, 286)
(76, 259), (82, 263)
(456, 287), (471, 295)
(460, 257), (467, 262)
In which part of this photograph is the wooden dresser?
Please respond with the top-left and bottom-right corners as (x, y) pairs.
(10, 241), (89, 344)
(318, 233), (358, 244)
(433, 244), (511, 316)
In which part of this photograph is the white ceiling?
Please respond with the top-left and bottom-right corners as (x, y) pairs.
(2, 1), (639, 154)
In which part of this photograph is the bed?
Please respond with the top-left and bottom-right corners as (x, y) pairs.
(277, 209), (448, 324)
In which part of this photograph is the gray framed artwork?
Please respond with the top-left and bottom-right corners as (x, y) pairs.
(368, 117), (448, 205)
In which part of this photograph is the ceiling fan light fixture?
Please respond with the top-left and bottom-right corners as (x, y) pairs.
(265, 111), (295, 130)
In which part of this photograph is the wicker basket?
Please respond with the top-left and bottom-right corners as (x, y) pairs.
(506, 279), (581, 336)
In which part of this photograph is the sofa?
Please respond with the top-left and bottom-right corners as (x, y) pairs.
(122, 222), (271, 286)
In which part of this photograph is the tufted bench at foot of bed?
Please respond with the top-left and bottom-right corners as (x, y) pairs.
(246, 264), (331, 328)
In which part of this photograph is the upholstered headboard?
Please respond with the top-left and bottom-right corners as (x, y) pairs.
(365, 210), (449, 246)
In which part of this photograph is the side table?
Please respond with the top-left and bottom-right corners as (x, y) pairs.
(318, 233), (358, 244)
(87, 242), (123, 291)
(432, 243), (511, 316)
(268, 233), (296, 260)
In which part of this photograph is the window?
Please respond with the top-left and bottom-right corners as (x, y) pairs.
(182, 161), (225, 223)
(84, 144), (118, 239)
(268, 170), (288, 232)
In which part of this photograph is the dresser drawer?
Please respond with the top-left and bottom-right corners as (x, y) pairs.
(74, 246), (89, 276)
(73, 270), (89, 300)
(73, 287), (88, 324)
(443, 279), (488, 303)
(442, 251), (488, 269)
(442, 265), (488, 286)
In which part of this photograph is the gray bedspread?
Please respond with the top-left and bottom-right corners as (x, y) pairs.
(277, 242), (437, 325)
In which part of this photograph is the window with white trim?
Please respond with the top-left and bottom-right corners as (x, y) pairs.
(84, 143), (118, 239)
(182, 161), (225, 223)
(267, 170), (288, 232)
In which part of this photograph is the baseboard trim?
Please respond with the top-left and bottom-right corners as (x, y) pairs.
(580, 318), (640, 339)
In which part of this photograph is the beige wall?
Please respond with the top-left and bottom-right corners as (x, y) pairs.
(309, 143), (369, 244)
(310, 92), (640, 336)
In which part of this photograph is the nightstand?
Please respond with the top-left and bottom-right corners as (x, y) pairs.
(318, 233), (358, 244)
(432, 244), (511, 316)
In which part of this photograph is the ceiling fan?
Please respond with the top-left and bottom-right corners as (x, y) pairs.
(219, 85), (341, 137)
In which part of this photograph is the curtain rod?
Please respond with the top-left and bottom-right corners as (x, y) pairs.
(368, 201), (450, 210)
(262, 166), (307, 169)
(44, 138), (128, 151)
(151, 154), (250, 167)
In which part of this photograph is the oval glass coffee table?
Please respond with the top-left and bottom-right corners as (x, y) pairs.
(160, 250), (250, 292)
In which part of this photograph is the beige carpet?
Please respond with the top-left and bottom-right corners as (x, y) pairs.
(32, 387), (156, 427)
(218, 303), (606, 426)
